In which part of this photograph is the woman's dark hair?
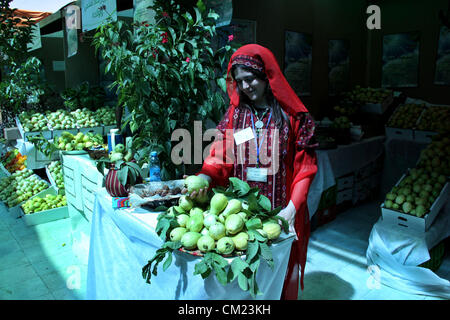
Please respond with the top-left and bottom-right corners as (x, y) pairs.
(230, 64), (290, 130)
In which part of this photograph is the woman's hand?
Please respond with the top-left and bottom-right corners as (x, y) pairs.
(181, 174), (210, 201)
(278, 200), (297, 239)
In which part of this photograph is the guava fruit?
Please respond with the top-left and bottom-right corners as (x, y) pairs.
(176, 214), (190, 228)
(238, 211), (248, 222)
(110, 152), (124, 162)
(384, 200), (393, 209)
(221, 199), (242, 218)
(170, 227), (187, 241)
(216, 237), (235, 255)
(209, 193), (228, 215)
(395, 195), (405, 205)
(197, 235), (215, 252)
(386, 193), (396, 201)
(181, 232), (202, 250)
(225, 214), (244, 235)
(402, 202), (413, 214)
(186, 214), (203, 233)
(415, 205), (426, 218)
(203, 213), (217, 229)
(190, 207), (204, 218)
(179, 195), (193, 211)
(184, 175), (209, 193)
(114, 143), (125, 153)
(263, 221), (282, 240)
(209, 222), (226, 240)
(232, 232), (249, 251)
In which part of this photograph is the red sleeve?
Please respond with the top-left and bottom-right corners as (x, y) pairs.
(289, 113), (318, 210)
(197, 106), (235, 188)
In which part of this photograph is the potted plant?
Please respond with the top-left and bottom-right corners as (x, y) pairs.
(96, 143), (144, 197)
(91, 0), (237, 180)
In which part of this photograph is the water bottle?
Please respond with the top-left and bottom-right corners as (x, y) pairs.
(149, 151), (161, 181)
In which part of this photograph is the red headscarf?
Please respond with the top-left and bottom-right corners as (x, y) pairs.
(226, 44), (309, 116)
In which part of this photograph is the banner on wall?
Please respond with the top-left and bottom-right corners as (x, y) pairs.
(382, 32), (420, 88)
(133, 0), (156, 25)
(284, 31), (313, 96)
(328, 39), (350, 96)
(434, 25), (450, 86)
(81, 0), (117, 32)
(27, 23), (42, 52)
(65, 6), (78, 58)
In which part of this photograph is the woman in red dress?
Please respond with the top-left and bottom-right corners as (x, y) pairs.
(191, 44), (318, 300)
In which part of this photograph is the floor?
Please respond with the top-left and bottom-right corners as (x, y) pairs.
(0, 198), (448, 300)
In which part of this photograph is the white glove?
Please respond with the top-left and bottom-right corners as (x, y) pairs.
(277, 200), (297, 240)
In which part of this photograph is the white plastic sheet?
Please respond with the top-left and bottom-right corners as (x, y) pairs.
(366, 202), (450, 298)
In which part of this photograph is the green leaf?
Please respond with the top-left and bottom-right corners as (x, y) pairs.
(257, 194), (272, 212)
(162, 252), (172, 271)
(246, 239), (259, 262)
(117, 166), (128, 187)
(229, 177), (251, 197)
(237, 273), (249, 292)
(259, 242), (274, 269)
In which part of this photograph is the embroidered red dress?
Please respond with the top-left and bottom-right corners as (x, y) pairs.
(198, 44), (318, 300)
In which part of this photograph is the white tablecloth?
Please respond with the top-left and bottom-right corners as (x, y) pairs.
(86, 188), (295, 300)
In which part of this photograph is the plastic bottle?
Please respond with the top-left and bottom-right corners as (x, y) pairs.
(149, 151), (161, 181)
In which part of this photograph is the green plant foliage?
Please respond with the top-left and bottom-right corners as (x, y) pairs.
(92, 0), (236, 180)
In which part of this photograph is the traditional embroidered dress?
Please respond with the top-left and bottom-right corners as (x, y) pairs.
(198, 44), (318, 300)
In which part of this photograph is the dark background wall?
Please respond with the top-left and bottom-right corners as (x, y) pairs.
(31, 0), (450, 117)
(232, 0), (450, 118)
(365, 0), (449, 104)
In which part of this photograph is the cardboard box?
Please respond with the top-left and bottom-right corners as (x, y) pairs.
(103, 125), (116, 136)
(8, 185), (57, 218)
(413, 130), (438, 144)
(3, 127), (21, 140)
(79, 126), (104, 136)
(360, 92), (394, 115)
(20, 205), (69, 226)
(381, 181), (449, 233)
(337, 188), (353, 204)
(51, 128), (79, 141)
(384, 127), (414, 141)
(337, 174), (354, 191)
(15, 116), (52, 141)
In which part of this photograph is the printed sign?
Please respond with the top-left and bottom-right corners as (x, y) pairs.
(81, 0), (117, 32)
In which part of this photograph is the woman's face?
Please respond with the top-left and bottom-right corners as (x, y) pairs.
(233, 67), (268, 106)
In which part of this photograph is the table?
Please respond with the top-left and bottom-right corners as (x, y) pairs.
(307, 136), (386, 216)
(366, 201), (450, 299)
(86, 188), (295, 300)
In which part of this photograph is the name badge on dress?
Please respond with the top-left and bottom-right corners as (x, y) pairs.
(233, 127), (254, 146)
(247, 167), (268, 182)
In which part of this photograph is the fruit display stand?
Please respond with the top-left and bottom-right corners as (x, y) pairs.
(315, 136), (385, 214)
(85, 188), (295, 300)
